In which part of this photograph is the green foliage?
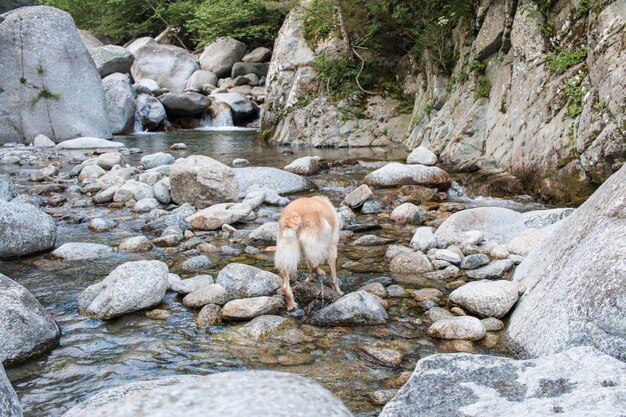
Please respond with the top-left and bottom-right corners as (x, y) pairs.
(301, 0), (337, 46)
(547, 47), (587, 74)
(564, 71), (586, 118)
(576, 0), (594, 15)
(188, 0), (285, 47)
(311, 54), (360, 101)
(474, 75), (491, 100)
(43, 0), (288, 48)
(36, 65), (45, 75)
(31, 87), (61, 106)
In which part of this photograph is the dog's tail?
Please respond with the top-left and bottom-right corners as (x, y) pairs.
(275, 214), (301, 275)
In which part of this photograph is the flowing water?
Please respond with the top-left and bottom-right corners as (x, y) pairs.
(1, 129), (546, 417)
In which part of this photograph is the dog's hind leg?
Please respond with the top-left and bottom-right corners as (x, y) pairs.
(281, 271), (298, 311)
(306, 262), (316, 282)
(327, 244), (343, 296)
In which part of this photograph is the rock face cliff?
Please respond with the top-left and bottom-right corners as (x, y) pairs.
(262, 0), (625, 203)
(261, 5), (412, 148)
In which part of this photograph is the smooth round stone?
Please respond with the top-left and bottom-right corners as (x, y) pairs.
(119, 236), (153, 253)
(181, 255), (212, 272)
(88, 218), (117, 232)
(195, 304), (222, 326)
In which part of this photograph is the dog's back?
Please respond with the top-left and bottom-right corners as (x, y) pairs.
(275, 196), (340, 275)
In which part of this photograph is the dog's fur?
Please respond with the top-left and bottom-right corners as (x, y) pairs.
(275, 196), (342, 311)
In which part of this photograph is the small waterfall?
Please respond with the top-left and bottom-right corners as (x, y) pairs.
(201, 102), (234, 128)
(133, 111), (146, 134)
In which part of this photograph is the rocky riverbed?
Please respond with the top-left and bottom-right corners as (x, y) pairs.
(2, 128), (603, 417)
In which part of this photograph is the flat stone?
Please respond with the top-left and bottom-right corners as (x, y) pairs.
(308, 291), (388, 326)
(119, 236), (152, 253)
(170, 275), (214, 294)
(427, 316), (486, 341)
(359, 346), (404, 367)
(449, 280), (519, 318)
(380, 347), (626, 417)
(466, 259), (515, 280)
(55, 137), (124, 149)
(216, 263), (282, 299)
(409, 227), (436, 252)
(63, 370), (354, 417)
(195, 304), (222, 326)
(363, 163), (450, 188)
(460, 253), (490, 270)
(238, 315), (289, 341)
(222, 296), (285, 320)
(183, 284), (228, 308)
(51, 242), (113, 260)
(390, 252), (433, 274)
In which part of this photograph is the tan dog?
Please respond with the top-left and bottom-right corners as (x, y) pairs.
(275, 196), (342, 311)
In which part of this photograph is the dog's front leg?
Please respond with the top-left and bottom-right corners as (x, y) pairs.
(281, 271), (298, 311)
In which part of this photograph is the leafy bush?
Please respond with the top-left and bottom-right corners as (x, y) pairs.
(474, 75), (491, 100)
(547, 47), (587, 74)
(565, 71), (586, 118)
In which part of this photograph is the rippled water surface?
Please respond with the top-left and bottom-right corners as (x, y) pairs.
(2, 130), (537, 417)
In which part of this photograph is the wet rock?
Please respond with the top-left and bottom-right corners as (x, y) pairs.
(420, 307), (456, 325)
(409, 227), (436, 252)
(308, 291), (388, 326)
(390, 203), (426, 224)
(481, 331), (500, 348)
(131, 43), (199, 93)
(114, 180), (153, 202)
(385, 245), (413, 261)
(386, 285), (407, 298)
(361, 199), (382, 214)
(195, 304), (222, 326)
(88, 217), (117, 232)
(232, 62), (269, 78)
(406, 145), (437, 166)
(183, 284), (228, 308)
(435, 207), (526, 247)
(186, 202), (252, 231)
(504, 166), (626, 360)
(352, 234), (393, 246)
(0, 363), (22, 416)
(460, 253), (489, 270)
(103, 73), (135, 134)
(389, 252), (433, 274)
(141, 152), (175, 169)
(216, 263), (282, 299)
(90, 45), (134, 77)
(235, 167), (314, 196)
(78, 164), (106, 182)
(342, 184), (373, 208)
(133, 198), (160, 213)
(199, 37), (247, 78)
(185, 70), (218, 92)
(119, 236), (152, 253)
(181, 255), (212, 273)
(171, 275), (214, 295)
(379, 347), (626, 417)
(63, 370), (354, 417)
(364, 163), (450, 188)
(170, 155), (238, 209)
(412, 288), (443, 302)
(358, 282), (387, 298)
(248, 222), (278, 244)
(449, 280), (519, 319)
(427, 316), (486, 341)
(159, 92), (211, 117)
(466, 259), (514, 280)
(481, 317), (504, 332)
(153, 177), (171, 205)
(433, 249), (461, 265)
(238, 315), (289, 341)
(359, 346), (404, 367)
(55, 137), (124, 149)
(95, 152), (125, 170)
(284, 156), (320, 176)
(136, 93), (167, 129)
(0, 200), (57, 259)
(145, 309), (171, 320)
(0, 175), (17, 202)
(210, 93), (258, 123)
(78, 260), (169, 320)
(171, 142), (188, 151)
(522, 208), (575, 229)
(292, 281), (342, 307)
(222, 296), (284, 320)
(0, 273), (61, 365)
(51, 242), (113, 260)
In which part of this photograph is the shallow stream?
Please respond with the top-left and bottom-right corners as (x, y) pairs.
(1, 129), (548, 417)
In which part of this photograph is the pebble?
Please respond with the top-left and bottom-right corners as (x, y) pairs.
(386, 285), (407, 298)
(481, 317), (505, 331)
(359, 346), (404, 367)
(370, 389), (398, 405)
(119, 236), (152, 252)
(171, 143), (188, 150)
(181, 255), (212, 272)
(450, 307), (466, 316)
(145, 309), (171, 320)
(460, 253), (490, 270)
(195, 304), (222, 326)
(88, 217), (117, 232)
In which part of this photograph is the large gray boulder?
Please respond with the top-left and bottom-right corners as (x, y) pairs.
(78, 260), (169, 320)
(103, 73), (135, 134)
(131, 43), (199, 93)
(0, 273), (61, 365)
(185, 70), (218, 91)
(0, 200), (56, 259)
(55, 137), (124, 149)
(0, 6), (111, 144)
(435, 207), (526, 247)
(63, 371), (353, 417)
(231, 62), (269, 78)
(136, 93), (167, 130)
(363, 163), (451, 188)
(199, 37), (247, 78)
(90, 45), (134, 78)
(0, 175), (17, 202)
(210, 93), (258, 123)
(216, 263), (282, 299)
(449, 280), (519, 318)
(235, 167), (314, 196)
(159, 92), (210, 117)
(169, 155), (239, 209)
(380, 346), (626, 417)
(308, 291), (388, 325)
(503, 165), (626, 360)
(0, 363), (22, 417)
